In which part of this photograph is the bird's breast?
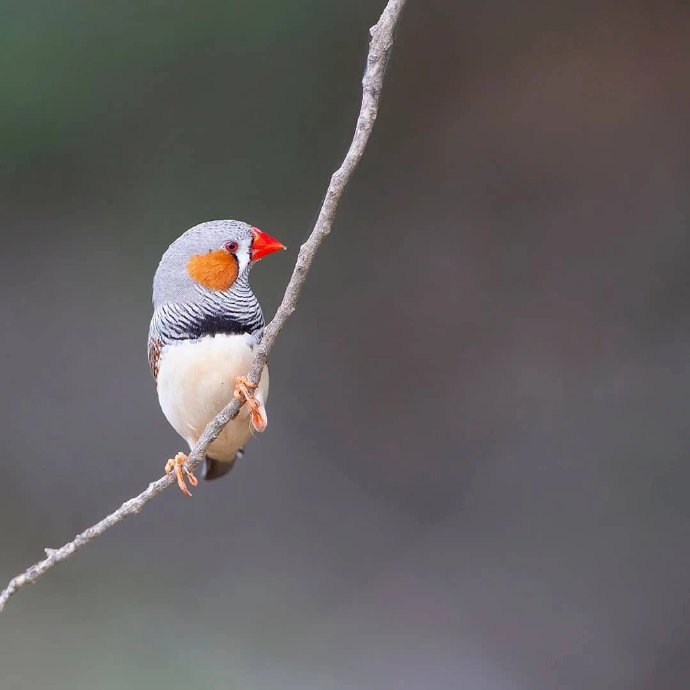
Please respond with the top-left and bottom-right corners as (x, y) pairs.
(156, 333), (269, 459)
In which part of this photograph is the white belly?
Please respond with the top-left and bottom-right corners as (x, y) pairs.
(156, 333), (269, 461)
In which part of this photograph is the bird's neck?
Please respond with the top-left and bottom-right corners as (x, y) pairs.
(194, 276), (264, 337)
(151, 274), (264, 344)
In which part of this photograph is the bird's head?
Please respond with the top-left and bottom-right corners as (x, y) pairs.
(153, 220), (285, 306)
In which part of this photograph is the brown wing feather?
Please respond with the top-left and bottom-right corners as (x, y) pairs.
(148, 337), (163, 381)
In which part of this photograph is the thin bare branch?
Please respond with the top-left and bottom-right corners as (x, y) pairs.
(0, 0), (406, 613)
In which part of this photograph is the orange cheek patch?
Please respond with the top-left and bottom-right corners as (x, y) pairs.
(187, 250), (238, 291)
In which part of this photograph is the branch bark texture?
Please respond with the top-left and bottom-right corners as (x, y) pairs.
(0, 0), (406, 613)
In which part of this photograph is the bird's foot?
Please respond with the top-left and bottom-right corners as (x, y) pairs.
(234, 376), (267, 433)
(164, 452), (199, 497)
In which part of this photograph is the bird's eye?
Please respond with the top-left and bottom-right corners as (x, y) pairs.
(224, 241), (239, 253)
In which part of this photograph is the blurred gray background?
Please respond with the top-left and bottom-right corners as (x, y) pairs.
(2, 1), (690, 688)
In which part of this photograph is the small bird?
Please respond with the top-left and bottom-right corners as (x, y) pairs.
(148, 220), (285, 495)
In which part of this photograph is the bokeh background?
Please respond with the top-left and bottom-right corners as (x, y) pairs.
(2, 1), (690, 688)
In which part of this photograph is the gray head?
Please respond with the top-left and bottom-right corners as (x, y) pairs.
(152, 220), (284, 307)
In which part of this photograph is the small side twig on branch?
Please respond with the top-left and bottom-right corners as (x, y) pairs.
(0, 0), (407, 613)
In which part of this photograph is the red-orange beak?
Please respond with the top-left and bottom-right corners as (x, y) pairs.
(250, 227), (286, 262)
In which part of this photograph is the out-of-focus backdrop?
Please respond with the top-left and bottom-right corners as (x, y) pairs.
(2, 1), (690, 688)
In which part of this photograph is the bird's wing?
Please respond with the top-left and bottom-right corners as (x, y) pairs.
(147, 336), (163, 381)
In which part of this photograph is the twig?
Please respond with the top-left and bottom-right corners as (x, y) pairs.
(0, 0), (406, 613)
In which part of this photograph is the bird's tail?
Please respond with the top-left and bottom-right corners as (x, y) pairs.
(202, 448), (244, 481)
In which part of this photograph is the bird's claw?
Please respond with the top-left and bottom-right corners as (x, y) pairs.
(165, 452), (199, 497)
(233, 375), (257, 399)
(234, 376), (267, 433)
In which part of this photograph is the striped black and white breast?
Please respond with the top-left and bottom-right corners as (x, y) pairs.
(147, 286), (264, 380)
